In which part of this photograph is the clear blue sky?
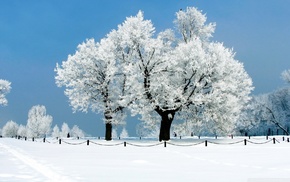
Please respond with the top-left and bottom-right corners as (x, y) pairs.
(1, 0), (290, 136)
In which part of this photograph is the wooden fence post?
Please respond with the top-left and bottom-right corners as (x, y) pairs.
(205, 140), (208, 147)
(273, 138), (276, 144)
(124, 142), (126, 147)
(43, 138), (46, 143)
(164, 141), (167, 147)
(87, 140), (89, 146)
(59, 139), (61, 144)
(244, 139), (247, 146)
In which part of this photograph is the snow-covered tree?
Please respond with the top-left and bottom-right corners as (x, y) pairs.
(26, 105), (53, 138)
(61, 122), (70, 138)
(112, 128), (118, 139)
(0, 79), (11, 106)
(51, 125), (60, 138)
(120, 127), (129, 138)
(235, 96), (264, 136)
(282, 69), (290, 83)
(55, 36), (127, 141)
(2, 120), (18, 137)
(116, 8), (253, 141)
(244, 92), (290, 136)
(71, 125), (85, 138)
(258, 90), (290, 135)
(17, 125), (27, 137)
(136, 122), (159, 138)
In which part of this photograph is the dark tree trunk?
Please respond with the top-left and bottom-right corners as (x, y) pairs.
(158, 110), (175, 142)
(104, 109), (113, 141)
(105, 123), (112, 141)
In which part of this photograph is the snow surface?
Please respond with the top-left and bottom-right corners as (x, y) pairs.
(1, 137), (290, 182)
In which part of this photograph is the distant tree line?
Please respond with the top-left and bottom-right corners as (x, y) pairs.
(0, 105), (86, 139)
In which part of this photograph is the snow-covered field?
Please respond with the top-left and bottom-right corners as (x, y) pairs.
(1, 136), (290, 182)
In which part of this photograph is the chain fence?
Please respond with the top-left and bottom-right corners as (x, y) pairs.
(10, 135), (290, 148)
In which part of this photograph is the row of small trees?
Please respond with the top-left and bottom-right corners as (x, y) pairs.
(0, 105), (86, 139)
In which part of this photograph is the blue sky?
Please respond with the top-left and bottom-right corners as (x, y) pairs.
(0, 0), (290, 136)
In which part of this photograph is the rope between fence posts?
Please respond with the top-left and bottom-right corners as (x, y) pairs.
(89, 140), (123, 146)
(207, 140), (244, 145)
(126, 142), (163, 147)
(61, 140), (87, 145)
(45, 139), (59, 144)
(246, 139), (273, 145)
(166, 141), (205, 147)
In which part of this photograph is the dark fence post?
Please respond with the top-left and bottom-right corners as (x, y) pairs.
(244, 139), (247, 146)
(87, 140), (89, 146)
(283, 137), (285, 141)
(25, 137), (27, 141)
(59, 139), (61, 144)
(32, 137), (34, 142)
(205, 140), (208, 147)
(287, 138), (289, 142)
(164, 141), (167, 147)
(124, 142), (126, 147)
(43, 138), (46, 143)
(273, 138), (276, 144)
(248, 136), (251, 139)
(266, 135), (268, 140)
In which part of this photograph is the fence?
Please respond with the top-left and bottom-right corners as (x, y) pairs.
(13, 135), (290, 148)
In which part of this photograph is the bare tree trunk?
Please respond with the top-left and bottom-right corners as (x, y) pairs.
(104, 109), (113, 141)
(158, 110), (175, 141)
(105, 123), (112, 141)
